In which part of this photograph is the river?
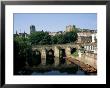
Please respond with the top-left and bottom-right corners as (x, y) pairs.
(16, 54), (96, 75)
(17, 64), (96, 75)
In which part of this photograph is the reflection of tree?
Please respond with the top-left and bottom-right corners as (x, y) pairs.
(46, 50), (54, 65)
(14, 40), (25, 74)
(59, 49), (66, 64)
(31, 51), (41, 66)
(59, 65), (78, 74)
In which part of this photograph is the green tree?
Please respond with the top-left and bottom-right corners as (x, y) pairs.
(64, 31), (78, 43)
(51, 35), (58, 44)
(29, 31), (52, 45)
(14, 36), (32, 74)
(39, 32), (52, 44)
(57, 34), (65, 44)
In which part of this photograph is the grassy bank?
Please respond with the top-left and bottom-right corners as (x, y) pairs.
(72, 50), (79, 57)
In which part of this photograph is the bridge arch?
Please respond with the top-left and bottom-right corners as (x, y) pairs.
(70, 47), (77, 54)
(46, 49), (55, 65)
(33, 49), (41, 66)
(32, 44), (80, 66)
(59, 48), (66, 64)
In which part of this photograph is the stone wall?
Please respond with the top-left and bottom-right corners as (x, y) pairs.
(41, 49), (46, 65)
(54, 46), (60, 66)
(71, 53), (97, 69)
(77, 36), (92, 43)
(65, 47), (71, 65)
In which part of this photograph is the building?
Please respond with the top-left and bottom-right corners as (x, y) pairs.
(65, 25), (76, 32)
(91, 33), (97, 43)
(77, 31), (97, 43)
(84, 43), (97, 54)
(77, 32), (92, 37)
(49, 31), (63, 36)
(30, 25), (36, 34)
(49, 32), (57, 36)
(14, 30), (28, 38)
(77, 36), (92, 43)
(19, 31), (28, 38)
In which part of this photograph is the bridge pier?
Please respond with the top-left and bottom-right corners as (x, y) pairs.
(65, 47), (71, 65)
(54, 46), (60, 66)
(41, 49), (46, 65)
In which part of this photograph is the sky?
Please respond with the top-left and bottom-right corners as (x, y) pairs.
(14, 13), (97, 34)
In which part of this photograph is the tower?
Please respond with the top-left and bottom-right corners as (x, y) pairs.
(30, 25), (36, 34)
(16, 30), (18, 34)
(66, 25), (75, 32)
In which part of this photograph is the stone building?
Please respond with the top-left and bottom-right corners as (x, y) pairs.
(77, 32), (92, 37)
(14, 31), (28, 38)
(77, 31), (97, 43)
(48, 32), (57, 36)
(19, 32), (28, 38)
(84, 43), (97, 53)
(91, 33), (97, 43)
(65, 25), (76, 32)
(49, 31), (63, 36)
(77, 36), (92, 43)
(30, 25), (36, 34)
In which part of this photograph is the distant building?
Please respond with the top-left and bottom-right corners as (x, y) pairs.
(14, 31), (19, 37)
(14, 31), (28, 38)
(77, 31), (97, 43)
(49, 32), (57, 36)
(92, 33), (97, 43)
(65, 25), (75, 32)
(77, 36), (92, 43)
(84, 43), (97, 53)
(30, 25), (36, 34)
(77, 32), (91, 37)
(14, 25), (97, 45)
(19, 31), (28, 38)
(49, 31), (63, 36)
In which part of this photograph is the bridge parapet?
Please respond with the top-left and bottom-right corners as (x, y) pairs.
(32, 44), (80, 50)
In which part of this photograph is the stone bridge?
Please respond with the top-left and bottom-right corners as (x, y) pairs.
(32, 44), (80, 66)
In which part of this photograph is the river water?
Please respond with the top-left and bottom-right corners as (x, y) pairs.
(31, 69), (86, 75)
(18, 64), (96, 75)
(17, 55), (96, 75)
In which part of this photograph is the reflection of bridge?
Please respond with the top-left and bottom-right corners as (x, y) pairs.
(32, 44), (81, 66)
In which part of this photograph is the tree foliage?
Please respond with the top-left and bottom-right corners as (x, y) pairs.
(14, 36), (32, 74)
(29, 31), (78, 45)
(29, 31), (51, 45)
(64, 31), (78, 43)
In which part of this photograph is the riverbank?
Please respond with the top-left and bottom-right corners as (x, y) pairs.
(66, 57), (97, 73)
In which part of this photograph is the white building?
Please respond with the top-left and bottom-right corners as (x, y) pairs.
(84, 43), (97, 54)
(92, 33), (97, 43)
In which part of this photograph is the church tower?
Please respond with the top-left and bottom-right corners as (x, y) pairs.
(30, 25), (36, 34)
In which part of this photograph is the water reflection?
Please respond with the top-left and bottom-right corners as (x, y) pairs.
(16, 64), (96, 75)
(59, 49), (66, 64)
(15, 53), (97, 75)
(46, 49), (55, 65)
